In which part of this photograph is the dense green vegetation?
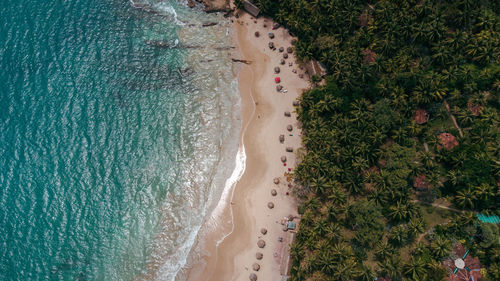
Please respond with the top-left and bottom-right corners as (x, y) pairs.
(254, 0), (499, 280)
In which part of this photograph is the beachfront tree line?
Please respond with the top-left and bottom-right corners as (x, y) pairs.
(254, 0), (499, 280)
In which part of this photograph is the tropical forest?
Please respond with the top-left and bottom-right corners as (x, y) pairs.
(254, 0), (499, 280)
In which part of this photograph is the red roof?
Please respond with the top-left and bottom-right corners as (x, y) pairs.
(358, 10), (370, 27)
(438, 133), (459, 150)
(467, 102), (483, 116)
(414, 174), (431, 190)
(414, 109), (429, 124)
(275, 77), (281, 83)
(442, 245), (482, 281)
(362, 49), (376, 63)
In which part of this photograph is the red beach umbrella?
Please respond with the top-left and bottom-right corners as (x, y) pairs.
(275, 77), (281, 83)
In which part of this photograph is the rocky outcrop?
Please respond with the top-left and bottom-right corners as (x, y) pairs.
(201, 0), (231, 13)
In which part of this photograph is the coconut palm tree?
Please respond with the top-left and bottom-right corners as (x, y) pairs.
(404, 257), (427, 280)
(430, 236), (451, 259)
(455, 188), (476, 209)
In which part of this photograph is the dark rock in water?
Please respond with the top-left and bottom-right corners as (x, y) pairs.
(260, 228), (267, 235)
(284, 111), (291, 117)
(249, 273), (258, 281)
(271, 189), (277, 196)
(268, 32), (275, 39)
(287, 125), (293, 131)
(256, 252), (263, 260)
(268, 202), (274, 209)
(279, 47), (284, 52)
(202, 0), (231, 13)
(283, 53), (288, 59)
(257, 239), (266, 248)
(268, 42), (274, 49)
(287, 47), (293, 53)
(202, 22), (218, 27)
(253, 263), (261, 271)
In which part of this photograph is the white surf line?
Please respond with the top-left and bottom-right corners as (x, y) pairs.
(209, 51), (258, 274)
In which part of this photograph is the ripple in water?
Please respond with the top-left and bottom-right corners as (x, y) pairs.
(0, 0), (240, 280)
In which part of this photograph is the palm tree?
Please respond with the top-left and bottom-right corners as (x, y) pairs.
(389, 201), (410, 221)
(328, 186), (347, 206)
(474, 183), (494, 204)
(430, 236), (451, 259)
(455, 188), (476, 209)
(357, 264), (374, 281)
(375, 240), (395, 261)
(404, 257), (427, 280)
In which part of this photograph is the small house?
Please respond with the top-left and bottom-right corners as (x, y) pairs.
(243, 1), (260, 17)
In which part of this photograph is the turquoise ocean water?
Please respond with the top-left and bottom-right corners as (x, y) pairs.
(0, 0), (240, 280)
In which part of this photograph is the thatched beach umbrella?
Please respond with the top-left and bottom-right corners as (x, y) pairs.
(286, 147), (293, 152)
(279, 135), (284, 143)
(249, 273), (257, 281)
(287, 47), (293, 53)
(260, 228), (267, 235)
(271, 189), (277, 196)
(276, 85), (283, 92)
(279, 47), (284, 52)
(281, 156), (287, 162)
(283, 53), (288, 59)
(252, 263), (260, 271)
(280, 59), (285, 65)
(268, 32), (274, 39)
(274, 67), (280, 74)
(267, 202), (274, 209)
(268, 42), (274, 49)
(274, 177), (280, 184)
(287, 125), (293, 131)
(273, 22), (280, 29)
(255, 252), (263, 260)
(257, 239), (266, 248)
(292, 101), (299, 106)
(284, 111), (291, 117)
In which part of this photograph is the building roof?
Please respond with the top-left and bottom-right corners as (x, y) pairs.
(477, 213), (500, 224)
(414, 174), (431, 190)
(467, 102), (483, 116)
(414, 109), (429, 124)
(362, 49), (376, 63)
(442, 244), (482, 281)
(438, 133), (459, 150)
(243, 0), (260, 17)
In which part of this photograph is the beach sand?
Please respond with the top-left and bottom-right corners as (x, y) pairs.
(184, 11), (309, 281)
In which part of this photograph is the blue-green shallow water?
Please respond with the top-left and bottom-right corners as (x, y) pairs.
(0, 0), (240, 280)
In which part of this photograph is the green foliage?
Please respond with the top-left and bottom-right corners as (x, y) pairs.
(478, 223), (500, 249)
(270, 0), (500, 279)
(347, 200), (385, 249)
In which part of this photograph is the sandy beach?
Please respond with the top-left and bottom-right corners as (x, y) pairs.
(185, 10), (309, 281)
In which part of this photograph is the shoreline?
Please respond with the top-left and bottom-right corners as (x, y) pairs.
(184, 10), (309, 281)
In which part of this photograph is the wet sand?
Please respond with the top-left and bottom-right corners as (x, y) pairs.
(185, 11), (309, 281)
